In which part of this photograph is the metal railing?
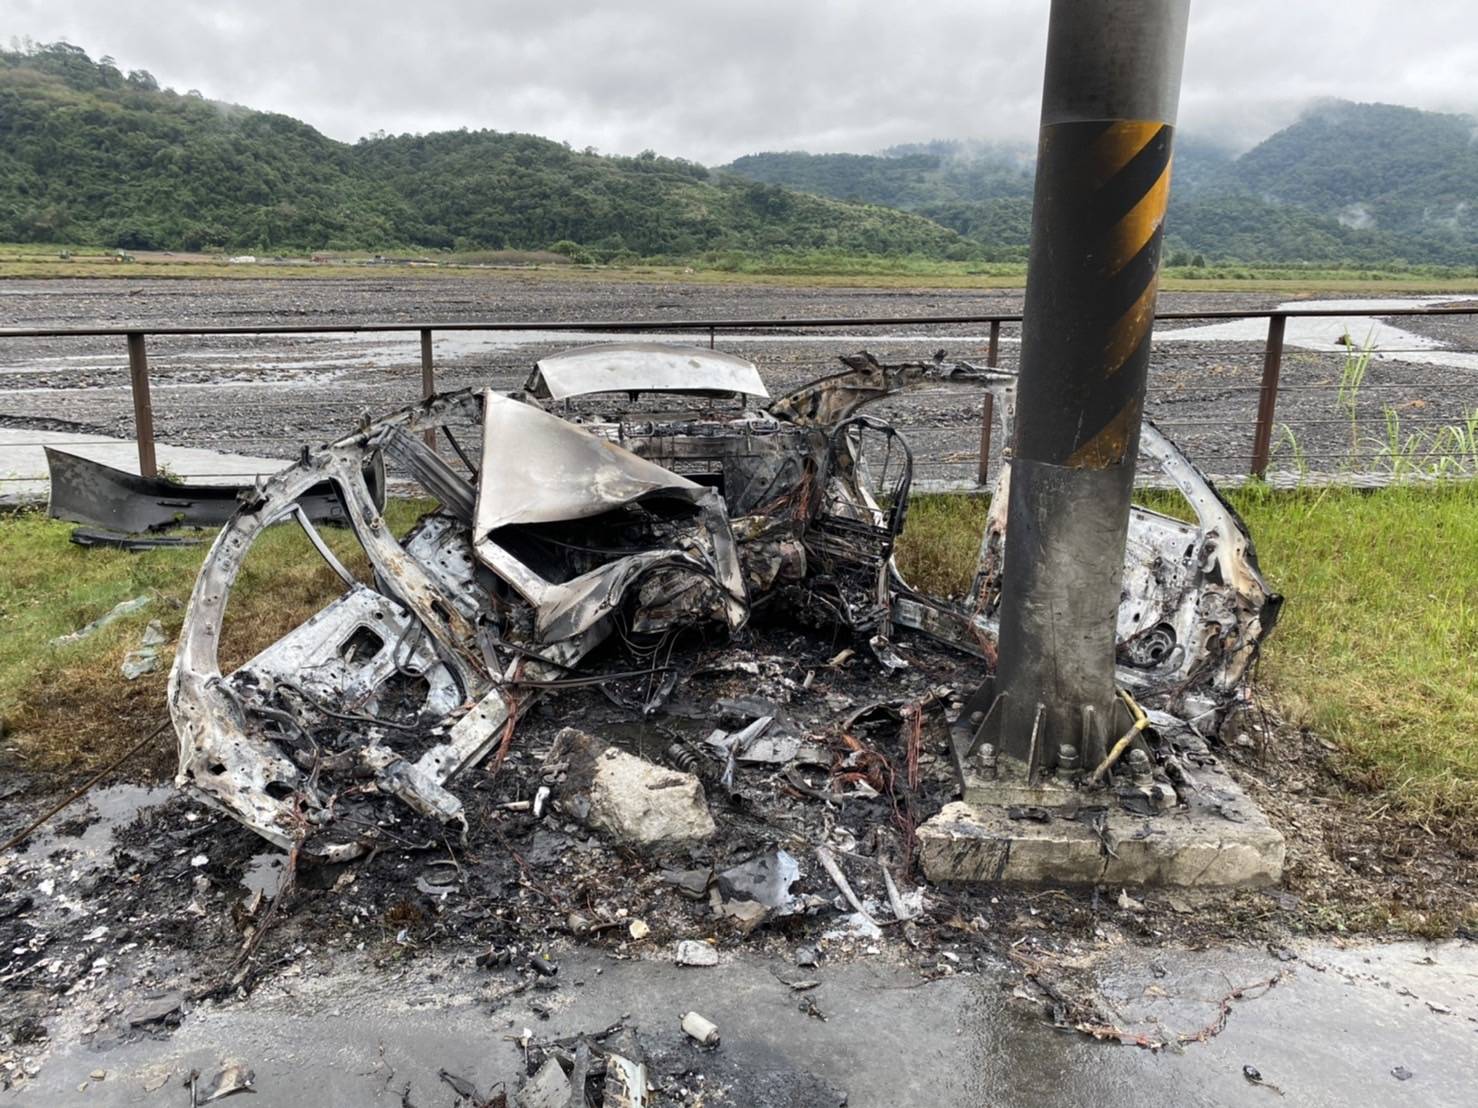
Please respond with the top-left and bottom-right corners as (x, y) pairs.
(2, 303), (1476, 485)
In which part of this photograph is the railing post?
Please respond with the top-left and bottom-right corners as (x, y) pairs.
(709, 326), (715, 350)
(126, 331), (157, 478)
(977, 392), (995, 486)
(420, 328), (436, 450)
(1249, 314), (1286, 478)
(975, 319), (1001, 484)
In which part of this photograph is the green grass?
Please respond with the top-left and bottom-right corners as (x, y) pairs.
(3, 486), (1475, 837)
(895, 494), (990, 600)
(896, 484), (1478, 832)
(1236, 483), (1478, 825)
(2, 242), (1478, 292)
(0, 502), (430, 774)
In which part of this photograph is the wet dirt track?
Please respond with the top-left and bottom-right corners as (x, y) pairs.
(3, 276), (1478, 488)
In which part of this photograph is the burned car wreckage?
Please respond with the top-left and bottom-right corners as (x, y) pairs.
(166, 344), (1280, 856)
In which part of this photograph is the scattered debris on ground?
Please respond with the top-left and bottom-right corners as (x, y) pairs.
(161, 344), (1275, 861)
(120, 620), (169, 681)
(48, 595), (152, 646)
(1, 343), (1472, 1100)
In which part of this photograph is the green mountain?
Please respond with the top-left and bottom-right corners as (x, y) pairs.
(3, 42), (1473, 267)
(1219, 100), (1478, 263)
(722, 105), (1478, 266)
(725, 144), (1034, 210)
(0, 42), (964, 257)
(0, 44), (414, 250)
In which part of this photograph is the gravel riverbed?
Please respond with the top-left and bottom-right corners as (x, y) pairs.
(2, 276), (1476, 488)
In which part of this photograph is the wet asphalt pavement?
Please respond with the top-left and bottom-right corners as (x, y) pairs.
(8, 938), (1475, 1106)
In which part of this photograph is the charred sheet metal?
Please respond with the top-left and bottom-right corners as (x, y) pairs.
(472, 392), (748, 644)
(475, 392), (726, 531)
(46, 446), (385, 533)
(768, 350), (997, 428)
(526, 343), (769, 401)
(169, 386), (751, 855)
(890, 416), (1281, 724)
(69, 527), (205, 551)
(167, 344), (1277, 854)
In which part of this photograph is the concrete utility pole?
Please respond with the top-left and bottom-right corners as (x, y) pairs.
(963, 0), (1191, 787)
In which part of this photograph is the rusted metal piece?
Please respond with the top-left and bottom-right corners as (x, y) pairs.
(979, 319), (1001, 483)
(1249, 314), (1287, 477)
(977, 393), (995, 486)
(126, 331), (156, 478)
(419, 328), (437, 450)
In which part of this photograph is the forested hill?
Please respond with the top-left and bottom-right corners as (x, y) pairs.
(4, 42), (1475, 266)
(1226, 101), (1478, 263)
(724, 103), (1478, 266)
(0, 43), (963, 257)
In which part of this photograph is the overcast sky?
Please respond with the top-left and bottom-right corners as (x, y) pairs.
(10, 1), (1474, 163)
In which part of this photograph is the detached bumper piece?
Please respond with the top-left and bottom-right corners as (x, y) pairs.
(45, 446), (385, 535)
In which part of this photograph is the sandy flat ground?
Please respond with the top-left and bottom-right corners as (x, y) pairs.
(2, 277), (1476, 490)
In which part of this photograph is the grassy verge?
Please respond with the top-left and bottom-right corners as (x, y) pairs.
(0, 502), (430, 775)
(3, 486), (1474, 838)
(895, 483), (1478, 831)
(2, 244), (1478, 292)
(1234, 483), (1478, 827)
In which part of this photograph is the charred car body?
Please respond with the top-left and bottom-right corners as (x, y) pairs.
(167, 344), (1280, 855)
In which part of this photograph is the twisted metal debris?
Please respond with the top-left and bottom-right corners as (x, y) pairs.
(167, 345), (1278, 854)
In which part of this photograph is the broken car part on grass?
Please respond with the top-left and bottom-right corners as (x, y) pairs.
(166, 344), (1279, 855)
(44, 444), (386, 535)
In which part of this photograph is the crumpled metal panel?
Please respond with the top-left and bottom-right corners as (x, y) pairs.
(526, 342), (769, 401)
(970, 420), (1282, 699)
(890, 407), (1281, 720)
(475, 391), (709, 531)
(45, 446), (385, 533)
(232, 583), (461, 720)
(167, 345), (1278, 855)
(169, 386), (753, 854)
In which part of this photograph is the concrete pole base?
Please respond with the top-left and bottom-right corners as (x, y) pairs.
(918, 758), (1285, 889)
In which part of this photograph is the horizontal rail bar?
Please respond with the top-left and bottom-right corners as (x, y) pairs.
(0, 305), (1475, 340)
(1172, 384), (1478, 392)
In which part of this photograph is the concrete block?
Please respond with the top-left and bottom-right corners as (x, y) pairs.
(559, 727), (716, 849)
(919, 779), (1285, 889)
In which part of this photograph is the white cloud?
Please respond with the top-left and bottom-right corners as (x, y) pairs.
(9, 1), (1473, 161)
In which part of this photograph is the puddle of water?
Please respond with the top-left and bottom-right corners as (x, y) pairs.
(1157, 294), (1478, 372)
(24, 783), (174, 872)
(241, 852), (288, 898)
